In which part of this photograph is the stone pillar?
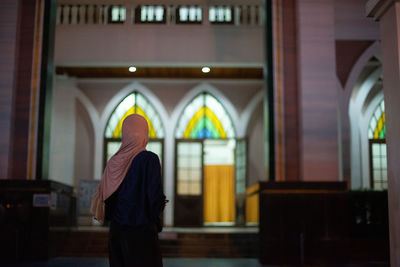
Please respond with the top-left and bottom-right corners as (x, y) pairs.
(297, 0), (338, 181)
(367, 1), (400, 266)
(0, 0), (19, 179)
(0, 0), (37, 179)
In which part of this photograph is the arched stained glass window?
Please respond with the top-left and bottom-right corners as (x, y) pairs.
(368, 100), (385, 140)
(175, 93), (235, 139)
(105, 92), (165, 139)
(368, 99), (387, 190)
(104, 91), (164, 168)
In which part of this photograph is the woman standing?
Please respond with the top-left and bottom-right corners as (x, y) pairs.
(91, 114), (166, 267)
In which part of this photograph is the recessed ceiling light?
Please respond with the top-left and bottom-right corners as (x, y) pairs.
(202, 67), (211, 73)
(128, 66), (137, 72)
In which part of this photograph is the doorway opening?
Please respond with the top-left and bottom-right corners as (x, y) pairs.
(174, 92), (246, 227)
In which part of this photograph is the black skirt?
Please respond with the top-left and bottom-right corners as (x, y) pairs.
(108, 221), (163, 267)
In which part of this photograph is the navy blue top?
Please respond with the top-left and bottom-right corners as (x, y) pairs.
(105, 151), (166, 231)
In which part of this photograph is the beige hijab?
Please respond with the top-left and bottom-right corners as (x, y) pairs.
(90, 114), (149, 223)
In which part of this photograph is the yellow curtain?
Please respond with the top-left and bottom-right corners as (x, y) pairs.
(204, 165), (235, 223)
(246, 183), (259, 223)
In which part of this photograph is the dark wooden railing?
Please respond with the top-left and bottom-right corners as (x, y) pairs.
(259, 181), (389, 265)
(56, 3), (263, 26)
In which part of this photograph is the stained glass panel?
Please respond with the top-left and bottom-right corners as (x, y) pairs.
(105, 92), (164, 138)
(175, 93), (235, 139)
(368, 100), (385, 140)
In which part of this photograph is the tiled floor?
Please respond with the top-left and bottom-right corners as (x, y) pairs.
(0, 258), (390, 267)
(0, 258), (267, 267)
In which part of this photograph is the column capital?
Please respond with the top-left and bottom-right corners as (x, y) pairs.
(366, 0), (400, 20)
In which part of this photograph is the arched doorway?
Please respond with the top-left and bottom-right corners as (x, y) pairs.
(348, 56), (383, 189)
(174, 92), (246, 226)
(104, 91), (165, 169)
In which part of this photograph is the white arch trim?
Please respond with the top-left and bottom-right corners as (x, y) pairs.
(358, 92), (384, 189)
(94, 82), (169, 179)
(100, 82), (169, 135)
(337, 40), (381, 189)
(240, 90), (264, 138)
(73, 88), (101, 181)
(170, 83), (240, 138)
(73, 88), (100, 130)
(349, 67), (382, 109)
(349, 66), (382, 189)
(344, 41), (381, 94)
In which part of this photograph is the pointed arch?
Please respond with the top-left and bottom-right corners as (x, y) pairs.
(74, 88), (99, 137)
(171, 83), (239, 138)
(95, 82), (169, 179)
(344, 41), (381, 95)
(100, 82), (169, 136)
(105, 92), (165, 139)
(348, 55), (383, 189)
(241, 90), (264, 138)
(175, 92), (235, 139)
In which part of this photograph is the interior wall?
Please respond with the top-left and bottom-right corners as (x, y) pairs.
(74, 99), (94, 185)
(142, 82), (196, 116)
(55, 26), (263, 66)
(334, 0), (379, 40)
(210, 82), (262, 114)
(49, 78), (76, 186)
(333, 0), (380, 187)
(78, 82), (129, 116)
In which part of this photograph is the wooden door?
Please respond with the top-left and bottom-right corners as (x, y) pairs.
(174, 140), (203, 226)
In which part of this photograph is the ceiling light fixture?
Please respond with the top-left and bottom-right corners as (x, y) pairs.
(128, 66), (137, 72)
(202, 67), (211, 73)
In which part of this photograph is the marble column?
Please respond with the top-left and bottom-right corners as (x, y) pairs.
(367, 1), (400, 266)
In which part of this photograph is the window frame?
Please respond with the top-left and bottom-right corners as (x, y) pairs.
(175, 5), (203, 24)
(103, 137), (165, 175)
(108, 5), (126, 24)
(369, 139), (387, 190)
(134, 5), (167, 24)
(208, 6), (234, 25)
